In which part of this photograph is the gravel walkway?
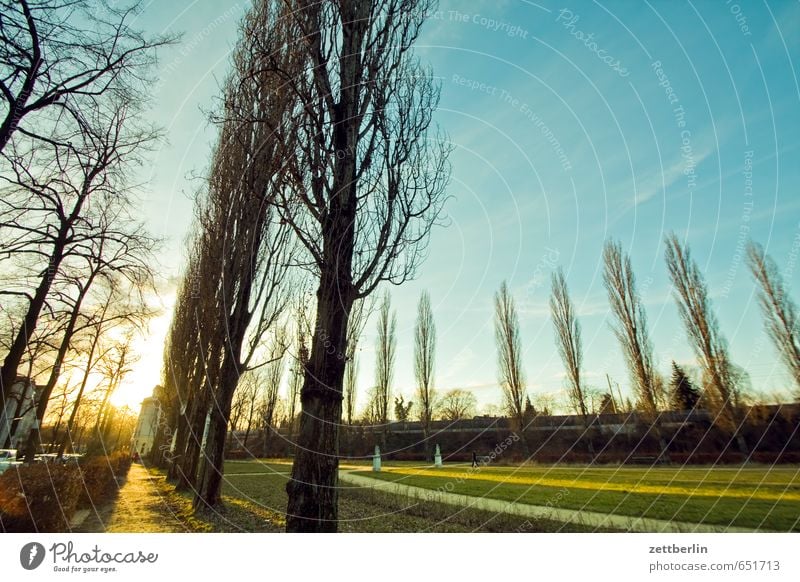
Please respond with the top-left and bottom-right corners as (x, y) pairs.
(73, 463), (187, 533)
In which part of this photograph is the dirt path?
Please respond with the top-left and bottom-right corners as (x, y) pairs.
(73, 463), (187, 533)
(338, 470), (760, 533)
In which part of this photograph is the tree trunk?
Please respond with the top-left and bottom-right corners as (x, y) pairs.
(0, 0), (40, 154)
(50, 407), (65, 453)
(284, 31), (361, 528)
(24, 277), (95, 463)
(175, 396), (205, 490)
(57, 324), (102, 458)
(285, 271), (353, 532)
(175, 351), (212, 488)
(1, 238), (66, 403)
(167, 409), (188, 479)
(242, 423), (250, 452)
(3, 389), (26, 448)
(423, 422), (431, 462)
(193, 348), (243, 508)
(0, 100), (24, 154)
(193, 394), (233, 509)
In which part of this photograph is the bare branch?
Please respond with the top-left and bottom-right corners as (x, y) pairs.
(747, 241), (800, 398)
(550, 269), (588, 417)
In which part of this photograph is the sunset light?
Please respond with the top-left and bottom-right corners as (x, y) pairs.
(1, 2), (799, 578)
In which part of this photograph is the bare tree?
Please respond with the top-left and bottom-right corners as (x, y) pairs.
(747, 241), (800, 397)
(239, 373), (262, 451)
(57, 274), (146, 457)
(44, 380), (78, 450)
(414, 291), (436, 458)
(266, 0), (451, 531)
(230, 370), (262, 451)
(158, 70), (294, 499)
(550, 269), (588, 417)
(1, 0), (169, 434)
(0, 0), (173, 153)
(260, 330), (287, 453)
(286, 331), (307, 444)
(151, 0), (302, 508)
(343, 351), (358, 426)
(602, 240), (662, 412)
(374, 291), (396, 428)
(1, 98), (159, 422)
(438, 389), (476, 421)
(665, 234), (745, 445)
(361, 387), (382, 425)
(494, 281), (528, 448)
(285, 289), (312, 447)
(159, 232), (224, 484)
(229, 381), (248, 434)
(21, 204), (156, 462)
(102, 405), (137, 453)
(89, 330), (137, 453)
(343, 296), (374, 426)
(187, 16), (297, 510)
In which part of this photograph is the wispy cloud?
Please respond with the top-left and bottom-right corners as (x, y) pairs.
(443, 345), (477, 381)
(631, 141), (717, 207)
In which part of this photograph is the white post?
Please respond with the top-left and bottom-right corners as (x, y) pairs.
(434, 444), (442, 467)
(372, 445), (381, 472)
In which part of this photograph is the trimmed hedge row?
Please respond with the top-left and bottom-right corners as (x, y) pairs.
(77, 452), (132, 507)
(0, 452), (132, 532)
(0, 464), (81, 532)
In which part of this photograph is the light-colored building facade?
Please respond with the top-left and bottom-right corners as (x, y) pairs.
(0, 378), (40, 449)
(131, 395), (161, 458)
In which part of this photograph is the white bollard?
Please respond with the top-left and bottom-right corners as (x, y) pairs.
(434, 444), (442, 467)
(372, 445), (381, 472)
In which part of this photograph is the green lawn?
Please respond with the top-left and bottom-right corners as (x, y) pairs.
(222, 459), (293, 475)
(351, 463), (800, 531)
(217, 460), (599, 532)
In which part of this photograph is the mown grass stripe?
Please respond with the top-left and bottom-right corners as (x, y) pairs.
(378, 467), (800, 501)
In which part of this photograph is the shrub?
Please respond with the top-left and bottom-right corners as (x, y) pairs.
(749, 451), (800, 464)
(0, 464), (81, 532)
(77, 452), (132, 507)
(386, 452), (419, 462)
(668, 451), (746, 465)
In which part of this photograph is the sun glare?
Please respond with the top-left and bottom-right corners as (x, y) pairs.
(110, 302), (174, 413)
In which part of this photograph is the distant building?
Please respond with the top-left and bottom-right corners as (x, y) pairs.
(0, 378), (41, 449)
(131, 394), (161, 457)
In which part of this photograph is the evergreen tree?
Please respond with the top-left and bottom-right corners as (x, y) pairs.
(523, 395), (537, 424)
(670, 361), (701, 411)
(393, 396), (413, 422)
(599, 393), (617, 414)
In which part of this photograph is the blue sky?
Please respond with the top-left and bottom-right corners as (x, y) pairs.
(121, 0), (800, 414)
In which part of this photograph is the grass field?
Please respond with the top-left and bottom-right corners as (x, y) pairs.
(165, 459), (800, 531)
(216, 460), (602, 532)
(350, 462), (800, 531)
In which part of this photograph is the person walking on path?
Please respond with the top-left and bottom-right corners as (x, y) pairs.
(472, 451), (478, 468)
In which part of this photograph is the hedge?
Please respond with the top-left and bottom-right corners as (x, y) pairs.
(0, 464), (81, 532)
(0, 452), (132, 533)
(77, 451), (132, 507)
